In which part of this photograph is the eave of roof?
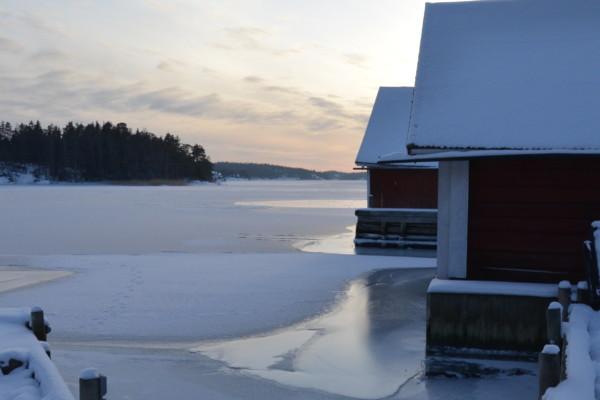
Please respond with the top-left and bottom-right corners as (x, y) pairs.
(355, 160), (437, 169)
(378, 149), (600, 164)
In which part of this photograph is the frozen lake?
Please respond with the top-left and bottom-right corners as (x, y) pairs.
(0, 181), (536, 399)
(0, 180), (365, 255)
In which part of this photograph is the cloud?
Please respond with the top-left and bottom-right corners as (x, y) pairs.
(0, 36), (22, 53)
(308, 96), (343, 113)
(156, 58), (186, 72)
(157, 61), (171, 71)
(30, 49), (66, 62)
(125, 88), (221, 117)
(305, 118), (343, 132)
(16, 12), (66, 36)
(263, 85), (304, 97)
(307, 96), (369, 126)
(214, 26), (299, 56)
(1, 69), (299, 126)
(0, 65), (366, 142)
(343, 53), (368, 69)
(224, 27), (268, 49)
(243, 76), (263, 83)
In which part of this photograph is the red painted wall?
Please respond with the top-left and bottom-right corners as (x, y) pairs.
(369, 168), (438, 209)
(467, 156), (600, 283)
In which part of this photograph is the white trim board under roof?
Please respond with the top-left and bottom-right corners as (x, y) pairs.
(407, 0), (600, 154)
(378, 149), (600, 164)
(355, 87), (436, 169)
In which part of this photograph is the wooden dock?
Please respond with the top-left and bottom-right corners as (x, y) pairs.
(354, 208), (437, 249)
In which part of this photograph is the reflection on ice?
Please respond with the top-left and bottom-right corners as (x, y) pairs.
(295, 225), (437, 259)
(193, 268), (433, 399)
(235, 199), (366, 209)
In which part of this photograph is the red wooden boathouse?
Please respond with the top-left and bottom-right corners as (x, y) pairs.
(354, 87), (437, 248)
(379, 0), (600, 359)
(355, 87), (437, 209)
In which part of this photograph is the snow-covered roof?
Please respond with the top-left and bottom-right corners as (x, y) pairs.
(407, 0), (600, 154)
(355, 87), (436, 169)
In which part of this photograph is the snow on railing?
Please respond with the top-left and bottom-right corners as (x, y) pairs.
(543, 304), (596, 400)
(540, 223), (600, 399)
(0, 308), (74, 400)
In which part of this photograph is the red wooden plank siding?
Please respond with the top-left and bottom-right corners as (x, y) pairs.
(369, 168), (438, 209)
(467, 156), (600, 283)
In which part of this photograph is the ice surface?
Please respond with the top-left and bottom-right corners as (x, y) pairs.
(194, 269), (433, 399)
(0, 268), (71, 294)
(0, 253), (435, 342)
(0, 181), (537, 399)
(408, 0), (600, 152)
(236, 199), (365, 209)
(0, 181), (365, 255)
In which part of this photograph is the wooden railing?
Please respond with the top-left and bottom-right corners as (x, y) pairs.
(354, 208), (437, 248)
(583, 223), (600, 309)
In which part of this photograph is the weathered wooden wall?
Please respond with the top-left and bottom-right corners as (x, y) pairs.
(369, 168), (438, 208)
(468, 156), (600, 283)
(427, 292), (552, 355)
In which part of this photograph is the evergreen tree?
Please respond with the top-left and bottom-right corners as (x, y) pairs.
(0, 120), (213, 182)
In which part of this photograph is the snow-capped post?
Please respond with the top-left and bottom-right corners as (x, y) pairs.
(557, 281), (571, 321)
(30, 306), (47, 341)
(538, 344), (561, 399)
(546, 302), (562, 345)
(576, 281), (589, 304)
(80, 368), (107, 400)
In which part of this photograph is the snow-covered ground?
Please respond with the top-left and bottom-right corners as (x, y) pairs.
(0, 181), (536, 399)
(0, 163), (50, 185)
(544, 304), (600, 400)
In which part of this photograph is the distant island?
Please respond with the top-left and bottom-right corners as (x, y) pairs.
(214, 162), (365, 181)
(0, 120), (212, 183)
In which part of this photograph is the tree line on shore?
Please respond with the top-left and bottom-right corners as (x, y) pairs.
(214, 162), (366, 180)
(0, 121), (213, 182)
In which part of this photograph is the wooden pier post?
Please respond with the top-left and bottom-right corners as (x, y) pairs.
(30, 307), (47, 341)
(576, 281), (590, 304)
(539, 344), (561, 399)
(546, 302), (562, 345)
(558, 281), (571, 321)
(80, 368), (107, 400)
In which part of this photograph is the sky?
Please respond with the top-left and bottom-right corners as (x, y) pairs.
(0, 0), (437, 171)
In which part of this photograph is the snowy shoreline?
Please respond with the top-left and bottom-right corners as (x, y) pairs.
(0, 182), (538, 399)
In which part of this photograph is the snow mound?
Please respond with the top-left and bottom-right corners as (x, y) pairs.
(0, 163), (50, 185)
(544, 304), (599, 400)
(0, 308), (72, 400)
